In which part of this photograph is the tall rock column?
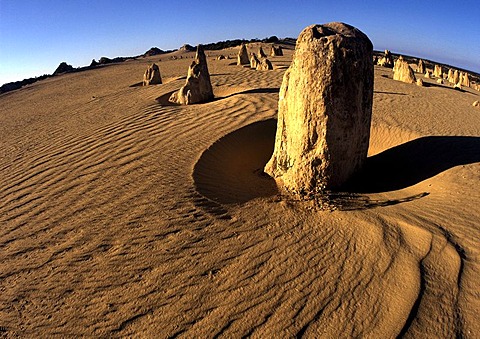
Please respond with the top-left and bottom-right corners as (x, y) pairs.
(265, 22), (373, 195)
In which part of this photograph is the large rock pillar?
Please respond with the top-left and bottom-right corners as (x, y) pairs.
(264, 22), (373, 196)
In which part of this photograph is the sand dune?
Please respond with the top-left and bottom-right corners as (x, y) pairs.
(0, 44), (479, 337)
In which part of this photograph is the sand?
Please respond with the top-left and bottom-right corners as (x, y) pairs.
(0, 44), (479, 337)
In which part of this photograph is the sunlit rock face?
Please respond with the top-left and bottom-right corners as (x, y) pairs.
(169, 45), (213, 105)
(237, 43), (249, 65)
(265, 22), (374, 196)
(393, 56), (416, 84)
(143, 63), (162, 86)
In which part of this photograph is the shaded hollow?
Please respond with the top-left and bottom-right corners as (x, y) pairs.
(193, 119), (278, 204)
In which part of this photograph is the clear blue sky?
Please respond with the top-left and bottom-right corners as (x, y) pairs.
(1, 0), (479, 85)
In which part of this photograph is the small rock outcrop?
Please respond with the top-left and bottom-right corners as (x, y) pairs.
(473, 100), (479, 107)
(143, 63), (162, 86)
(417, 59), (425, 74)
(433, 65), (443, 78)
(271, 45), (283, 56)
(393, 56), (416, 84)
(416, 79), (424, 86)
(256, 58), (273, 70)
(424, 71), (431, 78)
(377, 50), (394, 68)
(237, 43), (250, 65)
(447, 69), (454, 83)
(53, 62), (74, 75)
(453, 70), (460, 85)
(169, 45), (213, 105)
(462, 73), (470, 87)
(437, 78), (444, 84)
(259, 47), (267, 58)
(250, 54), (260, 69)
(217, 55), (226, 60)
(265, 22), (373, 194)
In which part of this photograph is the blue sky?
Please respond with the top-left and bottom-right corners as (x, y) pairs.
(1, 0), (479, 85)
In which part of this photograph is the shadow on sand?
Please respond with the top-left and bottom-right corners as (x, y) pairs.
(193, 119), (480, 210)
(345, 136), (480, 193)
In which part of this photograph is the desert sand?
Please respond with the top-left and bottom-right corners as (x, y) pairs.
(0, 43), (479, 337)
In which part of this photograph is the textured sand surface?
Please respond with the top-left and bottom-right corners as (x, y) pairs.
(1, 44), (479, 337)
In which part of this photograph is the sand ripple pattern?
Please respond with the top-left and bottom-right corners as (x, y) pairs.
(0, 53), (478, 337)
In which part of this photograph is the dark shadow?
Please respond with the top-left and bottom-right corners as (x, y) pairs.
(155, 91), (181, 106)
(129, 82), (144, 88)
(374, 91), (407, 96)
(213, 87), (280, 101)
(210, 73), (233, 77)
(313, 191), (430, 211)
(193, 119), (278, 204)
(345, 136), (480, 193)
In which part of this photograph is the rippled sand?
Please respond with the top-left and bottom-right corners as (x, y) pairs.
(1, 43), (479, 337)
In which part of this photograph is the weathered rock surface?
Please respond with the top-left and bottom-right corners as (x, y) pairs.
(377, 50), (394, 68)
(437, 78), (444, 84)
(462, 72), (470, 87)
(417, 59), (425, 74)
(237, 43), (250, 65)
(447, 69), (454, 83)
(256, 58), (273, 70)
(169, 45), (213, 105)
(416, 78), (424, 86)
(473, 100), (479, 107)
(393, 56), (416, 84)
(424, 71), (431, 78)
(434, 64), (443, 78)
(271, 45), (283, 56)
(265, 22), (373, 194)
(143, 63), (162, 86)
(250, 53), (260, 69)
(217, 55), (226, 60)
(453, 70), (460, 85)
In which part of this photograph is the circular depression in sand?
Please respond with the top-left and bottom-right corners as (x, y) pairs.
(193, 119), (278, 204)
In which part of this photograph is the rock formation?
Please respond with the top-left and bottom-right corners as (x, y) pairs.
(393, 56), (416, 84)
(434, 64), (443, 78)
(169, 45), (213, 105)
(473, 100), (479, 107)
(416, 79), (424, 86)
(256, 58), (273, 70)
(143, 63), (162, 86)
(417, 59), (425, 74)
(453, 70), (460, 85)
(265, 23), (373, 194)
(377, 50), (394, 68)
(462, 72), (470, 87)
(437, 78), (444, 84)
(447, 69), (454, 83)
(237, 43), (250, 65)
(271, 45), (283, 56)
(250, 53), (260, 69)
(259, 47), (267, 58)
(217, 55), (226, 60)
(424, 71), (431, 78)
